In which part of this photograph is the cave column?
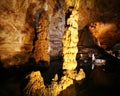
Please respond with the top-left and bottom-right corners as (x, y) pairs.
(62, 0), (80, 70)
(34, 10), (50, 66)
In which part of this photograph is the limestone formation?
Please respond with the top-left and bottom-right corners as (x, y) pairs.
(0, 0), (44, 67)
(23, 71), (46, 96)
(89, 22), (120, 49)
(23, 69), (85, 96)
(62, 0), (80, 70)
(2, 0), (120, 96)
(33, 10), (50, 64)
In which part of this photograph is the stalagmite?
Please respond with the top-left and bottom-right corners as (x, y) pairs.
(23, 71), (46, 96)
(33, 11), (50, 65)
(62, 0), (80, 70)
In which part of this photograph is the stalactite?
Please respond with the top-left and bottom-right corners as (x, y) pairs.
(62, 0), (80, 70)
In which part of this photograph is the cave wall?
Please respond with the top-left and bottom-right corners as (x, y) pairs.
(88, 0), (120, 50)
(49, 0), (65, 57)
(0, 0), (65, 67)
(0, 0), (34, 67)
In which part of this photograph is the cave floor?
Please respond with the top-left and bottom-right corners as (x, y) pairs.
(0, 46), (120, 96)
(0, 60), (120, 96)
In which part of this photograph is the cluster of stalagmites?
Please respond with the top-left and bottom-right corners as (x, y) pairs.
(24, 69), (85, 96)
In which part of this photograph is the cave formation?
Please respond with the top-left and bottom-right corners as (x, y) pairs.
(0, 0), (120, 96)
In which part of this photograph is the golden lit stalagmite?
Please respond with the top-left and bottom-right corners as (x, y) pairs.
(61, 0), (85, 92)
(24, 71), (46, 96)
(62, 0), (80, 70)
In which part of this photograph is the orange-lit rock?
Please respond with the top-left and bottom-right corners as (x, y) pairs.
(33, 11), (50, 64)
(0, 0), (34, 67)
(24, 71), (46, 96)
(0, 0), (52, 67)
(89, 22), (120, 49)
(62, 0), (80, 70)
(1, 0), (120, 96)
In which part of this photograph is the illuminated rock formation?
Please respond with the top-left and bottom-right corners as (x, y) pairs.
(23, 1), (86, 96)
(24, 71), (46, 96)
(0, 0), (45, 67)
(33, 10), (50, 64)
(62, 0), (80, 70)
(89, 22), (120, 50)
(24, 69), (85, 96)
(1, 0), (120, 96)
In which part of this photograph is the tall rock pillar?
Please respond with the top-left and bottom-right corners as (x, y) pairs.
(62, 0), (80, 70)
(33, 10), (50, 66)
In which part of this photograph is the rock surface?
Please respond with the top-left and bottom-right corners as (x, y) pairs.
(1, 0), (120, 96)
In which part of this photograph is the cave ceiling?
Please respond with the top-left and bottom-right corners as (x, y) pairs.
(78, 0), (120, 50)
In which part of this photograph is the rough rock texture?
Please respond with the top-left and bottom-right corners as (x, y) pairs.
(33, 10), (50, 64)
(62, 0), (80, 70)
(89, 22), (120, 49)
(49, 0), (65, 57)
(23, 71), (46, 96)
(0, 0), (44, 67)
(0, 0), (31, 67)
(1, 0), (120, 96)
(0, 0), (94, 68)
(23, 69), (85, 96)
(0, 0), (86, 96)
(88, 0), (120, 50)
(0, 0), (66, 67)
(1, 0), (120, 67)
